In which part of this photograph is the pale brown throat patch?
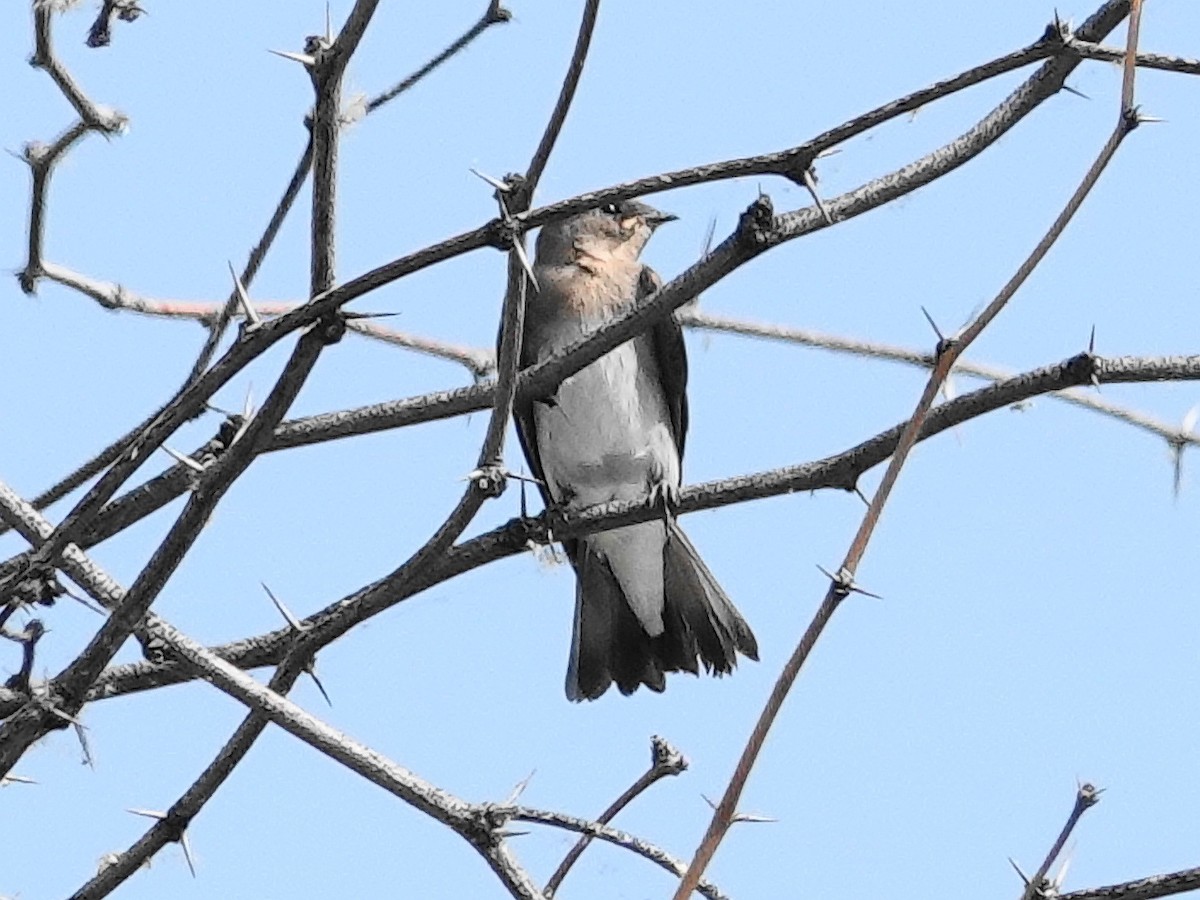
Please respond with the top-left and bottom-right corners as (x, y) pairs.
(545, 255), (643, 317)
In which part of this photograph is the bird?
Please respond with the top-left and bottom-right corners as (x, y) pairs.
(510, 199), (758, 700)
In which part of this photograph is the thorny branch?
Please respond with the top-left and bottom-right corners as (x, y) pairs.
(10, 0), (1152, 583)
(1018, 782), (1104, 900)
(504, 805), (728, 900)
(30, 282), (1197, 456)
(674, 0), (1144, 893)
(544, 736), (688, 897)
(19, 0), (509, 515)
(0, 351), (1193, 717)
(8, 0), (1200, 898)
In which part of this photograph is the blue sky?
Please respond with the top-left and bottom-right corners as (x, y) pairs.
(3, 2), (1200, 898)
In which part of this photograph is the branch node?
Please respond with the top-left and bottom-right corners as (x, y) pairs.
(1041, 12), (1073, 47)
(735, 193), (776, 250)
(314, 313), (347, 345)
(650, 734), (688, 776)
(466, 464), (508, 500)
(485, 0), (512, 25)
(1121, 104), (1143, 133)
(1076, 780), (1103, 810)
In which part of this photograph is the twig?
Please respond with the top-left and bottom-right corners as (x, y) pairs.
(188, 0), (506, 380)
(87, 0), (146, 48)
(365, 0), (510, 114)
(20, 0), (508, 532)
(46, 350), (1198, 713)
(673, 4), (1141, 893)
(521, 0), (601, 202)
(1019, 782), (1103, 900)
(0, 479), (542, 899)
(20, 5), (126, 295)
(1066, 39), (1200, 76)
(25, 275), (1194, 454)
(15, 0), (1135, 556)
(1060, 867), (1200, 900)
(66, 657), (310, 899)
(506, 806), (727, 900)
(545, 736), (688, 897)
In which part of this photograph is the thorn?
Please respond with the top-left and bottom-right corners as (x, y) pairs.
(815, 564), (882, 600)
(505, 469), (543, 487)
(1181, 403), (1199, 437)
(801, 167), (833, 225)
(180, 830), (198, 877)
(242, 385), (255, 422)
(228, 261), (262, 329)
(1009, 857), (1032, 887)
(853, 486), (870, 507)
(1135, 113), (1166, 124)
(814, 147), (842, 160)
(306, 663), (332, 707)
(324, 1), (333, 45)
(0, 774), (37, 786)
(342, 310), (400, 321)
(47, 705), (85, 727)
(505, 769), (536, 804)
(701, 217), (717, 256)
(269, 48), (317, 67)
(1061, 83), (1090, 100)
(730, 811), (778, 824)
(1087, 324), (1096, 355)
(920, 306), (946, 342)
(205, 400), (235, 417)
(512, 239), (540, 294)
(469, 167), (512, 193)
(61, 585), (107, 616)
(128, 807), (167, 820)
(261, 583), (304, 632)
(497, 829), (530, 839)
(1050, 849), (1075, 892)
(163, 445), (206, 473)
(75, 721), (95, 768)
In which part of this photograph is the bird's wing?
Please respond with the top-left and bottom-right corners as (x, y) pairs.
(641, 265), (689, 461)
(509, 308), (556, 512)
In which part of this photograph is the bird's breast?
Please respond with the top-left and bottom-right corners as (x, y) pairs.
(533, 327), (679, 508)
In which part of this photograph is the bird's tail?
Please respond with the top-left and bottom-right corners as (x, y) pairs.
(565, 520), (758, 701)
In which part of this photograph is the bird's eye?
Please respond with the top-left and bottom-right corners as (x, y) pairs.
(601, 203), (620, 215)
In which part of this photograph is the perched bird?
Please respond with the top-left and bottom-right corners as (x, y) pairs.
(511, 200), (758, 700)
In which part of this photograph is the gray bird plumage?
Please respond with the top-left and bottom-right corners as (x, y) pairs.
(510, 200), (758, 700)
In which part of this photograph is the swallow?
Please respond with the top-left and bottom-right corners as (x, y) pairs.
(510, 199), (758, 700)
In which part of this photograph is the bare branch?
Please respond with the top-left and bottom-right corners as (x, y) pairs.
(365, 0), (510, 114)
(0, 322), (329, 777)
(522, 0), (601, 200)
(11, 0), (1137, 573)
(545, 736), (688, 897)
(675, 5), (1140, 890)
(1060, 867), (1200, 900)
(66, 657), (309, 899)
(506, 806), (727, 900)
(13, 351), (1187, 715)
(1019, 782), (1104, 900)
(1067, 39), (1200, 76)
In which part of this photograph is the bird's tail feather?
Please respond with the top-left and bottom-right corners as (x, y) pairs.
(565, 521), (757, 701)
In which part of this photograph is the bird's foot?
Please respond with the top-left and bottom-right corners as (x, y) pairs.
(647, 481), (679, 523)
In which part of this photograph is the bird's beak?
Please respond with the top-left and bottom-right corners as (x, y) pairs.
(643, 210), (678, 229)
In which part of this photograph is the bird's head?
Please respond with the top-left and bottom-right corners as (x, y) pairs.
(534, 200), (677, 268)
